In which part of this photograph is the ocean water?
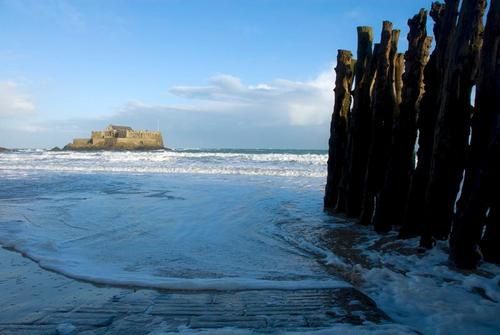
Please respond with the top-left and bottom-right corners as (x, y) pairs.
(0, 149), (347, 290)
(2, 149), (500, 335)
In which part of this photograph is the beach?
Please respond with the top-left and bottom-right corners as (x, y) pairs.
(0, 149), (498, 334)
(0, 246), (403, 334)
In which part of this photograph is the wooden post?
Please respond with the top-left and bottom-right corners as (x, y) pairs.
(481, 197), (500, 265)
(359, 21), (395, 226)
(420, 0), (486, 248)
(339, 26), (374, 217)
(400, 1), (459, 238)
(324, 50), (355, 210)
(373, 9), (431, 233)
(450, 134), (500, 267)
(450, 0), (500, 268)
(394, 53), (405, 106)
(335, 57), (357, 213)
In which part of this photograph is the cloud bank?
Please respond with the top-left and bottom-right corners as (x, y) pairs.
(168, 72), (334, 126)
(0, 70), (335, 149)
(0, 81), (35, 116)
(109, 71), (335, 148)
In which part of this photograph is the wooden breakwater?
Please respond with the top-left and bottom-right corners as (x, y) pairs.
(324, 0), (499, 269)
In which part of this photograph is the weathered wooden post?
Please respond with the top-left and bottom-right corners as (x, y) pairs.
(420, 0), (486, 248)
(400, 1), (459, 238)
(394, 53), (404, 106)
(481, 188), (500, 264)
(450, 0), (500, 268)
(450, 138), (500, 267)
(338, 26), (374, 217)
(389, 30), (402, 115)
(324, 50), (355, 210)
(359, 21), (395, 226)
(373, 9), (431, 232)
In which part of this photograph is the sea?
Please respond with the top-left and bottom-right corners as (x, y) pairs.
(2, 149), (500, 335)
(0, 149), (347, 291)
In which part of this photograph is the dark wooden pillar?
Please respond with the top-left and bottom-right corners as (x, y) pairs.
(359, 21), (395, 226)
(400, 1), (459, 238)
(394, 53), (404, 106)
(481, 199), (500, 265)
(340, 26), (374, 217)
(450, 0), (500, 268)
(373, 9), (431, 233)
(451, 135), (500, 267)
(420, 0), (486, 248)
(324, 50), (355, 210)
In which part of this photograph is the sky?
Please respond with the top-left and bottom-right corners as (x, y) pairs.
(0, 0), (433, 149)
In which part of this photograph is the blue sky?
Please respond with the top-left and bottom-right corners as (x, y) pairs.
(0, 0), (432, 149)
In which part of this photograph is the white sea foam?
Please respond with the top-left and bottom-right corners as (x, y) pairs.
(0, 149), (327, 177)
(320, 226), (500, 335)
(0, 153), (336, 291)
(360, 240), (500, 335)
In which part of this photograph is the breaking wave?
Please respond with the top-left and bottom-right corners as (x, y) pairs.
(0, 148), (343, 291)
(0, 149), (327, 178)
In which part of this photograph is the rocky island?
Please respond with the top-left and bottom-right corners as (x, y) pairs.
(64, 124), (165, 151)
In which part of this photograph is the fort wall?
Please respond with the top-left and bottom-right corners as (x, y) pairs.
(73, 138), (91, 145)
(125, 130), (162, 140)
(91, 131), (105, 140)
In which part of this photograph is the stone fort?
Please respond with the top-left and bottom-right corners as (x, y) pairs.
(65, 125), (165, 150)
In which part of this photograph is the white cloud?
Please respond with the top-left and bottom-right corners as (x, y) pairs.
(0, 81), (35, 116)
(210, 74), (244, 91)
(168, 70), (334, 126)
(0, 70), (336, 149)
